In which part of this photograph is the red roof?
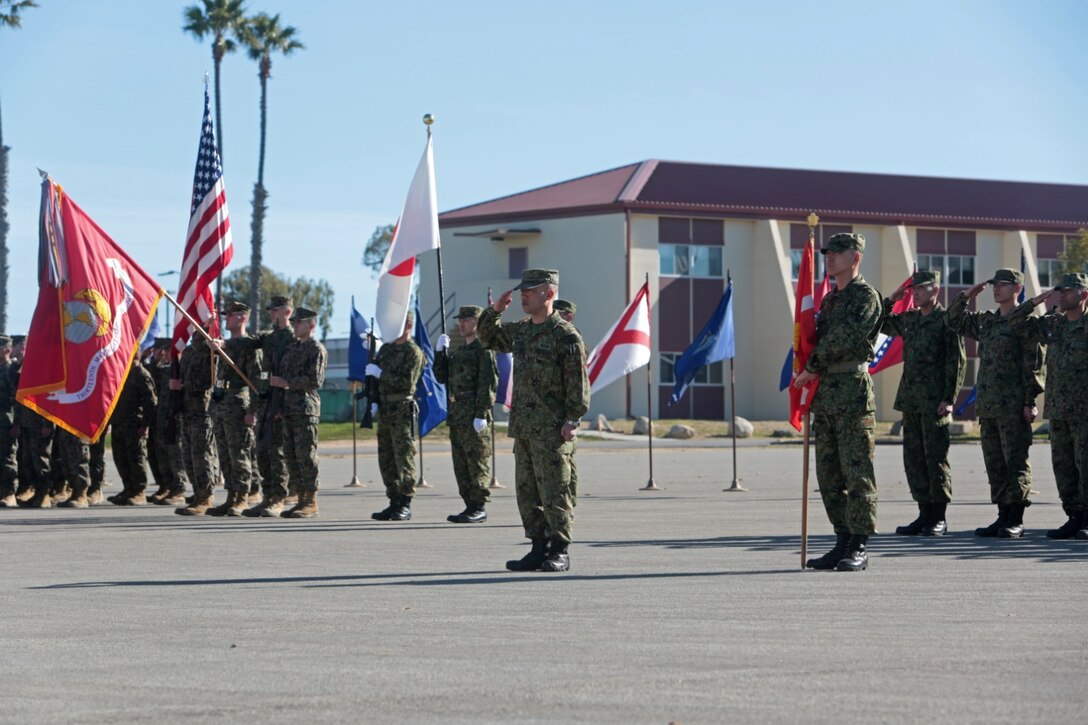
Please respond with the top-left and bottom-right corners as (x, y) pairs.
(440, 160), (1088, 231)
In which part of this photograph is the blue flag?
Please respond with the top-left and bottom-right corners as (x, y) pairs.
(413, 299), (448, 437)
(140, 301), (161, 354)
(955, 386), (977, 416)
(778, 347), (793, 391)
(670, 276), (735, 405)
(1018, 251), (1027, 304)
(347, 297), (370, 383)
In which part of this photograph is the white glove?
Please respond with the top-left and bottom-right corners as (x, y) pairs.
(365, 363), (382, 379)
(370, 403), (379, 416)
(473, 418), (488, 433)
(437, 334), (451, 351)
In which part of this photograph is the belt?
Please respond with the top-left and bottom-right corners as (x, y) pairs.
(825, 361), (868, 374)
(381, 394), (412, 403)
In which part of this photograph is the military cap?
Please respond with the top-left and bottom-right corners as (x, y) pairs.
(404, 310), (415, 325)
(554, 299), (577, 315)
(265, 295), (293, 310)
(912, 270), (940, 287)
(456, 305), (483, 319)
(153, 337), (172, 350)
(290, 307), (317, 322)
(1055, 272), (1088, 290)
(988, 268), (1024, 286)
(11, 334), (26, 344)
(820, 233), (865, 254)
(0, 335), (11, 347)
(219, 300), (250, 315)
(513, 268), (559, 289)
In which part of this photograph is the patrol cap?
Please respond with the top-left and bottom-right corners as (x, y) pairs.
(153, 337), (172, 350)
(1055, 272), (1088, 290)
(265, 295), (293, 310)
(404, 310), (415, 325)
(988, 268), (1024, 286)
(11, 334), (25, 345)
(513, 268), (559, 289)
(290, 307), (317, 322)
(456, 305), (483, 319)
(820, 233), (865, 254)
(554, 299), (576, 315)
(0, 335), (11, 347)
(219, 300), (250, 315)
(912, 270), (940, 287)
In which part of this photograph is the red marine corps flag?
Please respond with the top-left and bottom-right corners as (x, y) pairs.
(17, 176), (163, 443)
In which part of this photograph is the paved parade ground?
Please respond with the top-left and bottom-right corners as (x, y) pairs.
(1, 438), (1085, 724)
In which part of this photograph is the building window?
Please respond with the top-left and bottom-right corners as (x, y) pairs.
(508, 247), (527, 278)
(917, 253), (975, 286)
(659, 244), (723, 278)
(1038, 258), (1062, 288)
(659, 352), (724, 385)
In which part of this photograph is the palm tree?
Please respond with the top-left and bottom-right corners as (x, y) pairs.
(0, 0), (39, 333)
(182, 0), (246, 163)
(240, 12), (303, 330)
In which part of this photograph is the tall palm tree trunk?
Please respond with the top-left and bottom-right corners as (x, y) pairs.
(0, 101), (9, 333)
(248, 68), (269, 331)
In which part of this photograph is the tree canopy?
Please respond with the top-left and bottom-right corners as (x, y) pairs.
(222, 265), (335, 339)
(1058, 228), (1088, 275)
(362, 223), (395, 275)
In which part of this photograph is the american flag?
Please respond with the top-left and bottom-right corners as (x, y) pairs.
(172, 86), (233, 355)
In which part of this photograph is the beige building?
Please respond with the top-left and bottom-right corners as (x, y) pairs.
(421, 160), (1088, 422)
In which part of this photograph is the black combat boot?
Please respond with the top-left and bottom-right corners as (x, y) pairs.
(998, 502), (1026, 538)
(922, 502), (948, 536)
(506, 538), (548, 572)
(836, 535), (869, 571)
(389, 495), (412, 521)
(895, 503), (927, 535)
(447, 505), (473, 523)
(805, 533), (850, 570)
(1046, 510), (1083, 539)
(457, 503), (487, 524)
(975, 505), (1006, 537)
(540, 538), (570, 572)
(371, 498), (397, 520)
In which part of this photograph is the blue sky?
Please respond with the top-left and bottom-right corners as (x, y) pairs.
(2, 0), (1085, 336)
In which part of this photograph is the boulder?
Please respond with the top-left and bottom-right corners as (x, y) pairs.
(666, 424), (696, 440)
(631, 416), (651, 435)
(728, 417), (754, 438)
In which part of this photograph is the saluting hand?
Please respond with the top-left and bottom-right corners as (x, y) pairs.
(1032, 287), (1058, 307)
(964, 281), (987, 299)
(889, 280), (911, 303)
(493, 290), (514, 313)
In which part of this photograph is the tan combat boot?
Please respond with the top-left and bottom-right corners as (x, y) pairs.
(258, 496), (285, 518)
(176, 493), (214, 516)
(241, 494), (270, 517)
(147, 484), (171, 503)
(206, 489), (239, 517)
(16, 487), (36, 502)
(19, 490), (53, 509)
(283, 490), (318, 519)
(0, 492), (17, 508)
(226, 490), (249, 517)
(119, 490), (147, 506)
(52, 484), (72, 503)
(87, 486), (104, 506)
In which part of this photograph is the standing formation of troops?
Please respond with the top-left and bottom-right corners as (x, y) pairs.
(4, 254), (1086, 574)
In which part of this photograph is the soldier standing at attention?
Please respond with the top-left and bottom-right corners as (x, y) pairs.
(553, 299), (581, 509)
(479, 269), (590, 573)
(369, 312), (424, 522)
(946, 268), (1045, 538)
(52, 429), (92, 509)
(0, 336), (18, 508)
(174, 320), (221, 516)
(271, 307), (327, 519)
(882, 271), (966, 536)
(148, 338), (189, 505)
(14, 336), (56, 509)
(207, 301), (260, 517)
(109, 355), (158, 505)
(1007, 272), (1088, 539)
(434, 306), (498, 524)
(793, 234), (883, 572)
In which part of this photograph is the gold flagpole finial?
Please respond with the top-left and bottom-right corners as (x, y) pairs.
(806, 212), (819, 229)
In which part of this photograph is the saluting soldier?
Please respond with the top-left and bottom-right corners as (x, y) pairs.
(0, 335), (19, 508)
(435, 306), (498, 523)
(207, 301), (260, 517)
(148, 338), (189, 505)
(108, 354), (158, 505)
(946, 268), (1045, 538)
(882, 271), (966, 536)
(369, 311), (424, 521)
(793, 234), (883, 572)
(174, 319), (221, 516)
(271, 307), (327, 519)
(479, 269), (590, 573)
(1007, 272), (1088, 539)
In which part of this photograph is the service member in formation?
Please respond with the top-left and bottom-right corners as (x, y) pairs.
(793, 234), (883, 572)
(882, 271), (966, 536)
(1007, 272), (1088, 539)
(369, 312), (424, 521)
(147, 338), (189, 505)
(479, 269), (590, 573)
(108, 355), (157, 505)
(270, 307), (327, 519)
(0, 335), (19, 508)
(552, 299), (581, 509)
(52, 429), (92, 509)
(207, 301), (260, 517)
(14, 335), (56, 509)
(435, 306), (498, 523)
(946, 268), (1045, 538)
(174, 319), (221, 516)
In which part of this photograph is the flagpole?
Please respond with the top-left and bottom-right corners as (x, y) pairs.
(640, 272), (661, 491)
(162, 290), (257, 392)
(346, 381), (364, 487)
(723, 270), (746, 492)
(800, 212), (819, 569)
(416, 416), (432, 488)
(424, 114), (448, 339)
(487, 287), (506, 489)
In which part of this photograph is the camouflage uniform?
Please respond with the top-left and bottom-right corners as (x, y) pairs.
(1007, 280), (1088, 526)
(946, 291), (1045, 508)
(0, 356), (18, 503)
(881, 290), (966, 506)
(250, 325), (295, 501)
(279, 335), (327, 493)
(808, 275), (883, 536)
(211, 334), (260, 498)
(110, 362), (157, 499)
(177, 334), (219, 506)
(144, 358), (164, 489)
(52, 429), (91, 502)
(478, 283), (590, 548)
(374, 339), (424, 500)
(15, 402), (53, 503)
(434, 331), (497, 508)
(153, 356), (189, 497)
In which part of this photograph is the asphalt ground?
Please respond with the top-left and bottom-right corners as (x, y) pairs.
(1, 438), (1085, 724)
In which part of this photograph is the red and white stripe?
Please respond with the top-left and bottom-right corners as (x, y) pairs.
(172, 178), (232, 355)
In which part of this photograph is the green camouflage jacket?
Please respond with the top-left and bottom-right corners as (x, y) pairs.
(0, 360), (14, 427)
(374, 340), (424, 402)
(434, 339), (497, 424)
(1007, 300), (1088, 420)
(113, 362), (157, 430)
(249, 325), (293, 395)
(478, 308), (589, 444)
(212, 334), (261, 415)
(881, 301), (966, 414)
(806, 275), (883, 416)
(280, 337), (327, 417)
(180, 334), (214, 414)
(946, 295), (1045, 418)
